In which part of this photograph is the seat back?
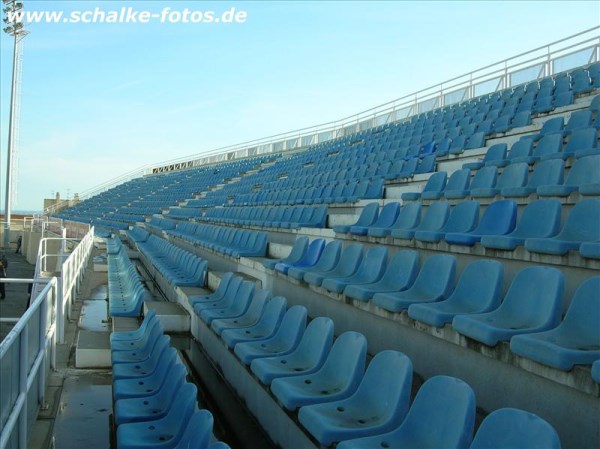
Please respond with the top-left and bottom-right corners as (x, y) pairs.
(334, 244), (365, 277)
(497, 163), (529, 189)
(422, 171), (447, 194)
(415, 202), (450, 233)
(350, 350), (413, 421)
(565, 110), (592, 133)
(296, 239), (326, 266)
(473, 200), (517, 235)
(396, 376), (476, 449)
(411, 254), (456, 298)
(175, 410), (214, 449)
(353, 246), (388, 281)
(564, 154), (600, 187)
(252, 296), (288, 334)
(470, 166), (497, 190)
(267, 305), (308, 349)
(378, 250), (420, 291)
(290, 317), (335, 369)
(445, 169), (471, 192)
(527, 159), (564, 188)
(443, 201), (480, 234)
(499, 266), (564, 328)
(565, 127), (597, 153)
(372, 202), (401, 228)
(507, 139), (533, 161)
(320, 331), (367, 388)
(354, 202), (380, 227)
(559, 277), (600, 340)
(557, 198), (600, 242)
(511, 199), (562, 239)
(445, 260), (504, 311)
(533, 133), (563, 158)
(482, 143), (507, 164)
(284, 237), (310, 264)
(470, 408), (561, 449)
(392, 202), (422, 230)
(302, 240), (340, 273)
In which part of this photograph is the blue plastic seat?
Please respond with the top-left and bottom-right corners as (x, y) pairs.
(502, 159), (564, 198)
(111, 333), (171, 367)
(373, 202), (421, 238)
(274, 238), (325, 274)
(564, 110), (592, 135)
(220, 296), (287, 348)
(480, 199), (562, 250)
(393, 201), (449, 241)
(537, 154), (600, 197)
(234, 305), (308, 365)
(373, 254), (456, 313)
(470, 408), (561, 449)
(463, 144), (507, 170)
(113, 356), (184, 401)
(262, 237), (308, 270)
(448, 166), (496, 200)
(338, 376), (476, 449)
(525, 199), (600, 255)
(298, 351), (413, 446)
(471, 163), (528, 198)
(351, 202), (400, 236)
(110, 310), (158, 344)
(287, 240), (342, 281)
(344, 250), (419, 302)
(441, 169), (471, 199)
(580, 241), (600, 259)
(493, 139), (533, 168)
(116, 383), (198, 449)
(270, 331), (367, 411)
(452, 266), (564, 346)
(408, 260), (504, 328)
(210, 289), (270, 336)
(510, 277), (600, 370)
(445, 200), (517, 246)
(333, 202), (379, 234)
(111, 328), (167, 364)
(402, 171), (447, 201)
(592, 360), (600, 383)
(174, 410), (214, 449)
(189, 272), (236, 306)
(415, 200), (479, 243)
(321, 246), (388, 293)
(196, 281), (255, 325)
(250, 317), (334, 385)
(303, 243), (364, 287)
(115, 371), (186, 425)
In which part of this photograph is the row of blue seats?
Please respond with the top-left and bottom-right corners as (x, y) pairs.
(110, 310), (229, 449)
(233, 177), (386, 207)
(200, 205), (328, 229)
(405, 154), (599, 201)
(125, 227), (150, 244)
(106, 238), (150, 317)
(166, 222), (269, 258)
(264, 239), (600, 370)
(189, 273), (563, 448)
(137, 235), (208, 287)
(335, 198), (600, 256)
(167, 207), (201, 218)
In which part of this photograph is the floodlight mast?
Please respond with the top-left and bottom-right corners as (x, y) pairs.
(2, 0), (28, 249)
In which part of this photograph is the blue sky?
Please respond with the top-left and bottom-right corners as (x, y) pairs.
(0, 1), (599, 211)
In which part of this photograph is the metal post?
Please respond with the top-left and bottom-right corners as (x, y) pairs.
(3, 32), (19, 249)
(18, 324), (28, 448)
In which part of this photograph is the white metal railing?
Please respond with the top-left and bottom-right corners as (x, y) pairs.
(42, 26), (600, 215)
(0, 277), (57, 449)
(32, 227), (95, 342)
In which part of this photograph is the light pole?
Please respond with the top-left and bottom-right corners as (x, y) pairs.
(2, 0), (28, 249)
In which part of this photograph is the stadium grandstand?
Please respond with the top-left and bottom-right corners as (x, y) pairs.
(1, 16), (599, 449)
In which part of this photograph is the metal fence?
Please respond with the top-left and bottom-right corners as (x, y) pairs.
(0, 226), (95, 448)
(0, 278), (57, 449)
(43, 26), (600, 215)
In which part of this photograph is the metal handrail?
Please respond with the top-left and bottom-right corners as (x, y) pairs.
(0, 277), (58, 449)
